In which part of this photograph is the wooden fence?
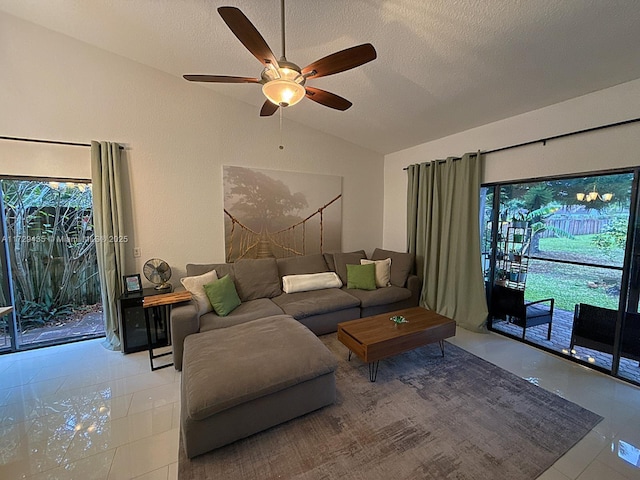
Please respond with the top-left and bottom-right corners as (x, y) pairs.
(537, 218), (614, 237)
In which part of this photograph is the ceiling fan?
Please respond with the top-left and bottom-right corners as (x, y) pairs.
(183, 0), (377, 116)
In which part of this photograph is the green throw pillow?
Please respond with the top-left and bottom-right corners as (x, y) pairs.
(203, 274), (241, 316)
(346, 263), (377, 290)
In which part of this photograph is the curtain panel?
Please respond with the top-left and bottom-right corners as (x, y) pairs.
(91, 141), (125, 350)
(407, 152), (488, 332)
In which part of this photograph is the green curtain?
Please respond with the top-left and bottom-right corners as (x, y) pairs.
(407, 152), (488, 332)
(91, 141), (125, 350)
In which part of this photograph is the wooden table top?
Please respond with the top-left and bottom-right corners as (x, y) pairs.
(338, 307), (454, 344)
(337, 306), (456, 363)
(143, 290), (192, 308)
(0, 306), (13, 318)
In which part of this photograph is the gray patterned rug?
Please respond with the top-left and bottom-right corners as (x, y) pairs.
(179, 335), (602, 479)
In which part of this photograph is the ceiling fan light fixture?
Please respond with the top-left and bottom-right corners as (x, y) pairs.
(262, 79), (305, 107)
(184, 5), (376, 116)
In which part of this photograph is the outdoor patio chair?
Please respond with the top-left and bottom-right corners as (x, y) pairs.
(571, 303), (640, 366)
(490, 285), (554, 340)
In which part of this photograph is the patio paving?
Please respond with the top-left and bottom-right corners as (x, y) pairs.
(492, 307), (640, 384)
(1, 310), (105, 349)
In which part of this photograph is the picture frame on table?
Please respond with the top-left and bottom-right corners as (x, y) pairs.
(123, 274), (143, 294)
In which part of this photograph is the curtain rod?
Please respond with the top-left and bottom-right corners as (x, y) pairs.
(403, 116), (640, 170)
(0, 135), (124, 149)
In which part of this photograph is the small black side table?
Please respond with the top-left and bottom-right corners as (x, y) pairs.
(142, 289), (192, 371)
(119, 287), (172, 355)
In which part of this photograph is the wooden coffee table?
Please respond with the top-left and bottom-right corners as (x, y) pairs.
(337, 306), (456, 381)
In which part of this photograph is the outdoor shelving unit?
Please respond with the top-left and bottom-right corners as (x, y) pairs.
(496, 225), (531, 291)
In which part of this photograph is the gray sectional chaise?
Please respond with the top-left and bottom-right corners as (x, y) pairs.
(170, 248), (421, 370)
(181, 315), (338, 458)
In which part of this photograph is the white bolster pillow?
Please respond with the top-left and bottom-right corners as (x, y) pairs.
(282, 272), (343, 294)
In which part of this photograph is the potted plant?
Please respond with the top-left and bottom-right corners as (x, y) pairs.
(508, 268), (527, 283)
(511, 211), (529, 229)
(509, 270), (519, 282)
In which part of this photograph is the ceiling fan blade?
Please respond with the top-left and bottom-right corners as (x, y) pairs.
(302, 43), (377, 79)
(305, 87), (352, 111)
(217, 6), (279, 67)
(260, 100), (279, 117)
(183, 74), (260, 83)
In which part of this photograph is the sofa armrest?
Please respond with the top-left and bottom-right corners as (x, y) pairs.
(406, 274), (422, 306)
(170, 302), (200, 371)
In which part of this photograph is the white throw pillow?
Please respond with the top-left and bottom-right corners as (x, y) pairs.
(282, 272), (342, 294)
(180, 269), (218, 315)
(361, 258), (392, 288)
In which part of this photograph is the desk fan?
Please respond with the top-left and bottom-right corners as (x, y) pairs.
(143, 258), (172, 290)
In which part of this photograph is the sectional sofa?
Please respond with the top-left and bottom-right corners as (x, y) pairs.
(170, 248), (421, 370)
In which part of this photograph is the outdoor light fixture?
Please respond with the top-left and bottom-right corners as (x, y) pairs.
(576, 184), (613, 202)
(262, 63), (306, 107)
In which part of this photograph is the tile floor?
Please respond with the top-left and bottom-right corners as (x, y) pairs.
(0, 329), (639, 479)
(0, 341), (179, 479)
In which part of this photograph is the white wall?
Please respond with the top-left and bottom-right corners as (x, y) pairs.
(0, 12), (384, 284)
(383, 78), (640, 251)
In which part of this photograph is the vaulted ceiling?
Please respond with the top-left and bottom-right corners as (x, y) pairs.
(2, 0), (640, 154)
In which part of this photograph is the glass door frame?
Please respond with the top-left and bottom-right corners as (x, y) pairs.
(0, 183), (18, 352)
(616, 167), (640, 378)
(0, 174), (102, 354)
(483, 166), (640, 385)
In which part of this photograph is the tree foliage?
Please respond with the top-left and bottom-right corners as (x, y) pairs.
(592, 217), (628, 255)
(224, 167), (308, 230)
(1, 180), (100, 328)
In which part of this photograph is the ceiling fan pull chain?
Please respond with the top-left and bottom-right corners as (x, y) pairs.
(279, 107), (284, 150)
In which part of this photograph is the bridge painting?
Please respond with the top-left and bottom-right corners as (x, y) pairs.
(223, 166), (342, 262)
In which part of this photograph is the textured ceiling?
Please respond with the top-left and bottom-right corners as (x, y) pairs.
(2, 0), (640, 154)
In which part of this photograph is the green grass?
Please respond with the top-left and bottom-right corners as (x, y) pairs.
(537, 234), (624, 265)
(523, 234), (622, 311)
(525, 269), (619, 312)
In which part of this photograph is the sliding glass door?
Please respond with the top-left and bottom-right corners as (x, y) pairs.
(0, 177), (104, 352)
(484, 169), (640, 385)
(619, 177), (640, 383)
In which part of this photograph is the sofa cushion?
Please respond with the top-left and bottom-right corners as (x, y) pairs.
(276, 254), (329, 277)
(323, 253), (336, 272)
(272, 289), (361, 319)
(199, 298), (284, 332)
(183, 315), (337, 421)
(186, 262), (234, 280)
(233, 258), (281, 301)
(361, 258), (392, 288)
(180, 269), (218, 315)
(282, 272), (342, 293)
(203, 275), (241, 317)
(346, 263), (376, 290)
(371, 248), (415, 287)
(333, 251), (367, 284)
(343, 285), (412, 308)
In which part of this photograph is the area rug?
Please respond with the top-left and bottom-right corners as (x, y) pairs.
(178, 335), (602, 480)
